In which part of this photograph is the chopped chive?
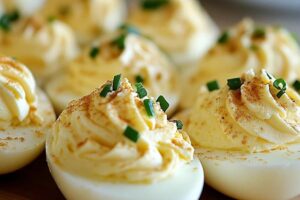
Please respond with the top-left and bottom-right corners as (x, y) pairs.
(143, 99), (155, 117)
(206, 80), (219, 92)
(266, 72), (272, 79)
(89, 47), (99, 59)
(119, 24), (140, 35)
(252, 28), (266, 39)
(135, 75), (144, 83)
(135, 82), (147, 98)
(47, 16), (56, 23)
(0, 10), (20, 31)
(218, 31), (229, 44)
(172, 120), (183, 130)
(113, 74), (121, 91)
(249, 44), (258, 51)
(111, 33), (126, 50)
(156, 95), (169, 112)
(141, 0), (170, 10)
(99, 84), (112, 97)
(273, 78), (286, 98)
(293, 80), (300, 91)
(124, 126), (140, 142)
(227, 78), (242, 90)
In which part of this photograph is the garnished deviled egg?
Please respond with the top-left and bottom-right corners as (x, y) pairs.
(127, 0), (218, 66)
(182, 19), (300, 108)
(46, 76), (204, 200)
(178, 69), (300, 200)
(38, 0), (126, 44)
(0, 56), (55, 174)
(0, 15), (78, 84)
(46, 26), (179, 114)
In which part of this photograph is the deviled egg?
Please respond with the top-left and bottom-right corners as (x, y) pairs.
(182, 19), (300, 108)
(38, 0), (127, 44)
(46, 76), (204, 200)
(0, 15), (78, 84)
(178, 69), (300, 200)
(127, 0), (218, 66)
(0, 56), (55, 174)
(46, 26), (179, 114)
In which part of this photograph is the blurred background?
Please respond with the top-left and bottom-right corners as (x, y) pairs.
(201, 0), (300, 35)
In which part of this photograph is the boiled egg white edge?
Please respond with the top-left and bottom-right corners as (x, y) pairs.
(196, 144), (300, 200)
(46, 146), (204, 200)
(0, 89), (55, 174)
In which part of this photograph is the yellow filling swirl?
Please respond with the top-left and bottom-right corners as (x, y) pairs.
(48, 79), (193, 183)
(0, 56), (39, 126)
(187, 69), (300, 152)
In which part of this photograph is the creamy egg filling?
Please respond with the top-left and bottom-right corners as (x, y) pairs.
(48, 79), (193, 183)
(187, 69), (300, 153)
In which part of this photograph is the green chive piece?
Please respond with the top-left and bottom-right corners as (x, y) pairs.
(0, 10), (20, 31)
(293, 80), (300, 91)
(249, 44), (259, 51)
(135, 75), (144, 83)
(100, 84), (112, 97)
(218, 31), (229, 44)
(156, 95), (169, 112)
(273, 78), (286, 90)
(172, 120), (183, 130)
(141, 0), (170, 10)
(273, 78), (286, 98)
(135, 82), (147, 98)
(47, 16), (56, 23)
(227, 78), (242, 90)
(119, 24), (140, 35)
(111, 33), (126, 50)
(89, 47), (99, 59)
(113, 74), (121, 91)
(124, 126), (140, 142)
(252, 28), (266, 39)
(266, 72), (272, 79)
(206, 80), (219, 92)
(143, 99), (155, 117)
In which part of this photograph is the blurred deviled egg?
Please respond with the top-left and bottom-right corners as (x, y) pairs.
(127, 0), (218, 67)
(46, 26), (180, 114)
(0, 56), (55, 174)
(0, 15), (78, 84)
(38, 0), (127, 44)
(178, 69), (300, 200)
(46, 76), (204, 200)
(0, 0), (45, 16)
(182, 18), (300, 108)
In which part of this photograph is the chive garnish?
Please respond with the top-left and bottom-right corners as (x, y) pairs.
(119, 24), (140, 35)
(273, 78), (286, 98)
(113, 74), (121, 91)
(218, 31), (229, 44)
(89, 47), (99, 59)
(293, 80), (300, 91)
(144, 99), (155, 117)
(172, 120), (183, 130)
(135, 82), (147, 98)
(0, 10), (20, 31)
(227, 78), (242, 90)
(99, 84), (112, 97)
(156, 95), (169, 112)
(249, 44), (258, 51)
(252, 28), (266, 39)
(141, 0), (170, 10)
(266, 72), (272, 79)
(47, 16), (56, 23)
(124, 126), (140, 142)
(111, 33), (127, 50)
(135, 75), (144, 83)
(206, 80), (219, 92)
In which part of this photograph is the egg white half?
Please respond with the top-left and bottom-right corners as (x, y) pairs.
(47, 150), (204, 200)
(0, 89), (55, 174)
(196, 144), (300, 200)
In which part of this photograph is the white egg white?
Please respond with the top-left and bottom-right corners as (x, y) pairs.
(196, 144), (300, 200)
(0, 89), (55, 174)
(46, 150), (204, 200)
